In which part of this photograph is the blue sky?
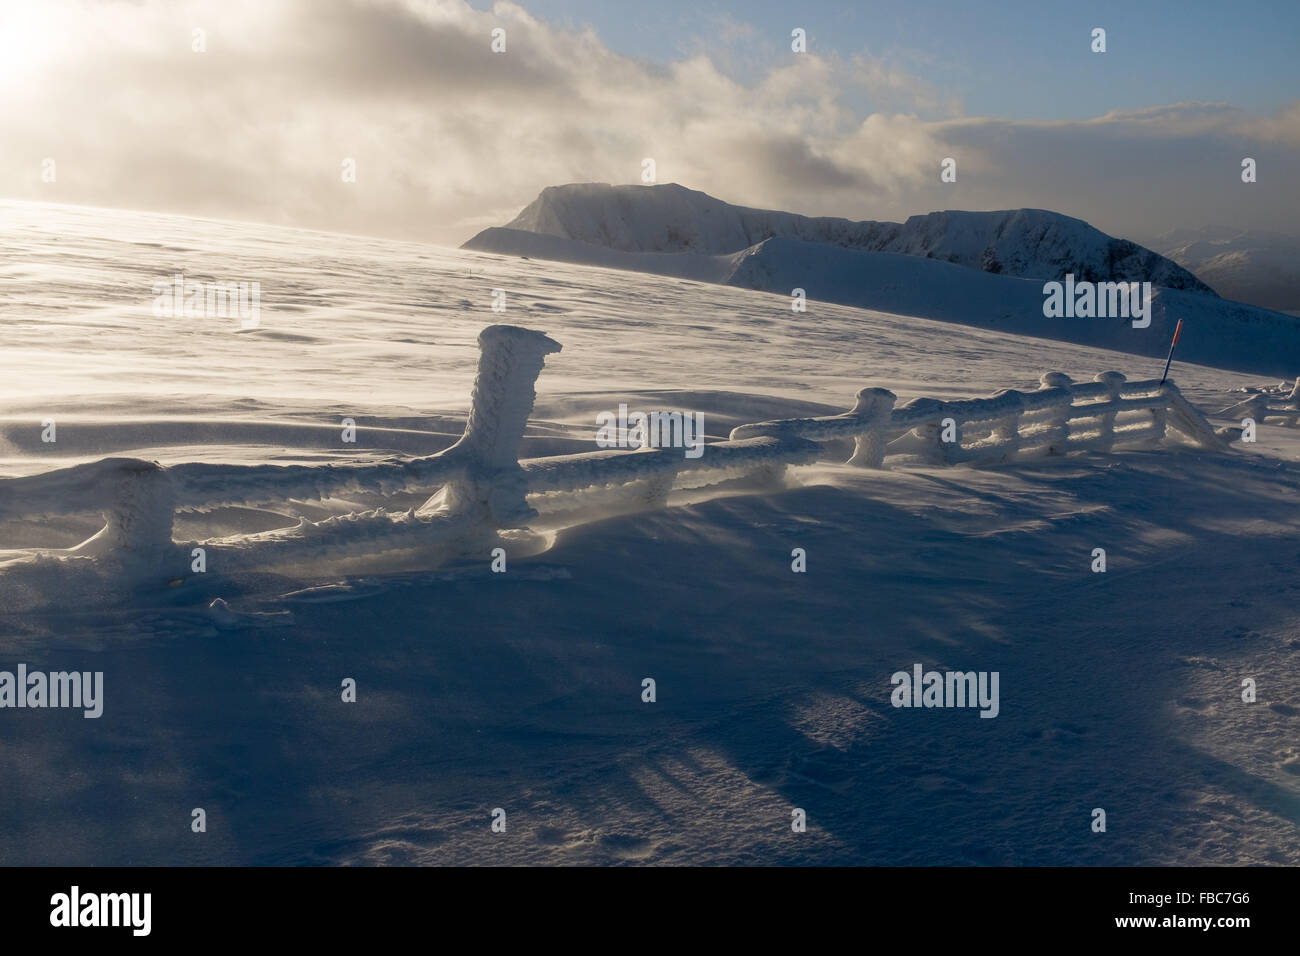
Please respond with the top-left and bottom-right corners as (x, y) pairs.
(474, 0), (1300, 121)
(3, 0), (1297, 242)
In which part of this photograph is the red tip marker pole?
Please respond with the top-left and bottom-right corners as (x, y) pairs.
(1159, 318), (1184, 385)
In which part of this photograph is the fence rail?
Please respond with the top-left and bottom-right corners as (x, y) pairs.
(0, 324), (1228, 582)
(731, 369), (1224, 467)
(1218, 378), (1300, 427)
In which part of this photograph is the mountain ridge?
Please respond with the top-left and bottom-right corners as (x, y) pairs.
(484, 182), (1217, 294)
(462, 188), (1300, 378)
(1151, 226), (1300, 313)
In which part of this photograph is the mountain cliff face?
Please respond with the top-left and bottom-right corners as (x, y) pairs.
(489, 183), (1217, 293)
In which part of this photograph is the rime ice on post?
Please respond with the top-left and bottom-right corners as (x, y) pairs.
(1092, 371), (1126, 453)
(429, 324), (562, 526)
(1279, 378), (1300, 426)
(1218, 392), (1269, 422)
(459, 325), (562, 468)
(1037, 372), (1073, 455)
(71, 459), (182, 579)
(845, 387), (896, 468)
(989, 389), (1026, 458)
(0, 330), (1234, 593)
(1147, 386), (1170, 440)
(1162, 379), (1228, 450)
(730, 385), (897, 470)
(899, 398), (952, 465)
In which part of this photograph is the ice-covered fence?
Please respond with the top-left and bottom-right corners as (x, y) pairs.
(0, 324), (819, 581)
(0, 325), (562, 580)
(730, 370), (1226, 467)
(1217, 378), (1300, 428)
(520, 436), (820, 512)
(0, 326), (1228, 585)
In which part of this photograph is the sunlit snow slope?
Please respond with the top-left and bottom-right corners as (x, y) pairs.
(465, 184), (1300, 378)
(2, 200), (1298, 866)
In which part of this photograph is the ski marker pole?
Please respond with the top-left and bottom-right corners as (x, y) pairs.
(1159, 318), (1183, 385)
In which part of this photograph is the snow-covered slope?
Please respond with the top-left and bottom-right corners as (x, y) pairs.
(464, 226), (1300, 379)
(1155, 228), (1300, 314)
(726, 237), (1300, 378)
(461, 226), (739, 283)
(488, 183), (1216, 292)
(4, 200), (1300, 868)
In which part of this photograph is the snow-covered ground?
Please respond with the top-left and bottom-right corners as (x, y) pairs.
(465, 185), (1300, 378)
(2, 199), (1298, 865)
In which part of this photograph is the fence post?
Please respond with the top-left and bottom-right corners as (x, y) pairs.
(896, 399), (954, 465)
(990, 389), (1025, 460)
(424, 325), (562, 526)
(846, 387), (897, 468)
(931, 408), (960, 465)
(1038, 372), (1073, 454)
(1163, 382), (1230, 450)
(70, 459), (180, 577)
(1149, 392), (1169, 441)
(1245, 393), (1270, 422)
(1093, 371), (1126, 453)
(1217, 392), (1270, 426)
(1282, 377), (1300, 426)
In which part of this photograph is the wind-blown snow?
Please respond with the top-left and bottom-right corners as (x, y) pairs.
(464, 228), (1300, 378)
(2, 199), (1299, 867)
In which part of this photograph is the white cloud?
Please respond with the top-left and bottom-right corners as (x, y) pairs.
(2, 0), (1296, 245)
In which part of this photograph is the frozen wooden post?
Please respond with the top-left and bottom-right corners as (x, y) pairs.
(1162, 381), (1230, 450)
(928, 407), (959, 465)
(1244, 394), (1271, 421)
(1218, 392), (1270, 424)
(70, 459), (181, 578)
(1281, 377), (1300, 426)
(892, 398), (954, 466)
(1093, 371), (1127, 453)
(990, 389), (1026, 459)
(846, 387), (897, 468)
(1038, 372), (1073, 454)
(425, 325), (562, 526)
(1148, 389), (1169, 441)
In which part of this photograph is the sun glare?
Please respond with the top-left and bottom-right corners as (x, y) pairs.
(0, 5), (56, 86)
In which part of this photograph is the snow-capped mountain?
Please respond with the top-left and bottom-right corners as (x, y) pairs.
(485, 182), (1216, 293)
(464, 185), (1300, 379)
(1152, 227), (1300, 314)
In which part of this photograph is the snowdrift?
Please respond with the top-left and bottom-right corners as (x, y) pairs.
(0, 322), (1227, 605)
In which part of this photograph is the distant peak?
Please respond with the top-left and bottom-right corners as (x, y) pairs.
(477, 183), (1216, 293)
